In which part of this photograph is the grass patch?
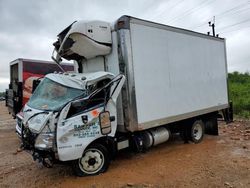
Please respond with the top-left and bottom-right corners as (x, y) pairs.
(228, 71), (250, 118)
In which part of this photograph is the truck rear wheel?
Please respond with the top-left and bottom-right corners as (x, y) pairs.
(189, 120), (205, 143)
(73, 143), (110, 176)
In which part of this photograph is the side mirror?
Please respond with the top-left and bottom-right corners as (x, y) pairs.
(99, 111), (111, 135)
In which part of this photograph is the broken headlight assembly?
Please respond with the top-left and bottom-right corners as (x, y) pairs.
(35, 124), (55, 150)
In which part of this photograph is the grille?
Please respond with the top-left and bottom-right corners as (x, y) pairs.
(16, 116), (23, 129)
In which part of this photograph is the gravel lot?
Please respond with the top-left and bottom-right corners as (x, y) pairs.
(0, 102), (249, 188)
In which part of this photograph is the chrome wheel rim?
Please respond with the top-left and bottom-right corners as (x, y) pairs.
(193, 123), (203, 140)
(79, 148), (104, 174)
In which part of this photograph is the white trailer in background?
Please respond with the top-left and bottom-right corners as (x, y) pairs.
(20, 16), (232, 176)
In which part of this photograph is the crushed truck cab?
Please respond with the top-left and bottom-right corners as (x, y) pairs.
(21, 72), (125, 169)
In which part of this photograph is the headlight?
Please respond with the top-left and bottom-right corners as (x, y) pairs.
(28, 113), (50, 133)
(35, 125), (54, 150)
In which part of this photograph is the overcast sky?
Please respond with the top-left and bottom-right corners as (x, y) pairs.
(0, 0), (250, 91)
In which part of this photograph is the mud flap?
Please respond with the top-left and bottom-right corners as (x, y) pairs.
(204, 116), (219, 135)
(222, 101), (233, 124)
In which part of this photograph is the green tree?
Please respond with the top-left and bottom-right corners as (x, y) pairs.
(0, 92), (5, 97)
(228, 71), (250, 118)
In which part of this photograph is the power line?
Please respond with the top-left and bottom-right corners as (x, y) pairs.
(193, 7), (250, 30)
(219, 18), (250, 31)
(167, 0), (213, 24)
(150, 0), (185, 21)
(191, 1), (250, 30)
(168, 0), (211, 23)
(220, 26), (250, 34)
(192, 18), (212, 29)
(216, 6), (250, 25)
(167, 0), (186, 13)
(215, 1), (250, 18)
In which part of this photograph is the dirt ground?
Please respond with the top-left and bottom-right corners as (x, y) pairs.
(0, 102), (249, 188)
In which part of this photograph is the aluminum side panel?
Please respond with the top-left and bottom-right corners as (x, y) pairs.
(128, 23), (228, 129)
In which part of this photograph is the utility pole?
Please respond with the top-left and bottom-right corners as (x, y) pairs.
(208, 16), (218, 37)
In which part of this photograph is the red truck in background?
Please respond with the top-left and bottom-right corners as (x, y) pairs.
(6, 58), (74, 117)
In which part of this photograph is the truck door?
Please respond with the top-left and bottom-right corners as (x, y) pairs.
(104, 75), (125, 136)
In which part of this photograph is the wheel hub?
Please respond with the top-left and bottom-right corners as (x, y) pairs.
(193, 123), (202, 140)
(88, 158), (96, 166)
(79, 148), (104, 174)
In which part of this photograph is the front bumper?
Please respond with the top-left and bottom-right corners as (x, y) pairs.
(21, 126), (56, 167)
(15, 114), (23, 138)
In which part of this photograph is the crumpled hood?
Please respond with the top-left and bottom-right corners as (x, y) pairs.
(46, 71), (114, 90)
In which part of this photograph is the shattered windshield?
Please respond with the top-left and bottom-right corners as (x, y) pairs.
(28, 78), (87, 111)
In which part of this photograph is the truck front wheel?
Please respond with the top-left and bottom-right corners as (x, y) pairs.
(189, 120), (205, 143)
(73, 143), (110, 176)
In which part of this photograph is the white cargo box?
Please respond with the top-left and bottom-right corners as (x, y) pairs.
(114, 16), (228, 132)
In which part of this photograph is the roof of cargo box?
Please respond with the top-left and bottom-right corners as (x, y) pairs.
(114, 15), (224, 42)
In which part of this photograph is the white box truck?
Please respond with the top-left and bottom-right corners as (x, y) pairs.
(20, 16), (232, 176)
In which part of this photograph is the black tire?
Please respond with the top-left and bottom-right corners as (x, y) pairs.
(73, 143), (110, 177)
(189, 120), (205, 144)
